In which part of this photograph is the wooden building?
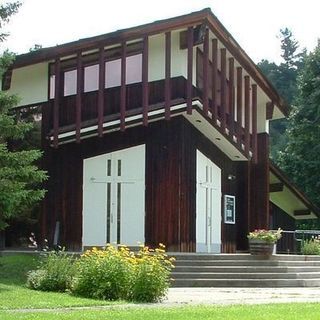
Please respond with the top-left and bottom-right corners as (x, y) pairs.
(3, 9), (319, 252)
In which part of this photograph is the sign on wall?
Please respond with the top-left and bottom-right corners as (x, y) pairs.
(224, 195), (236, 224)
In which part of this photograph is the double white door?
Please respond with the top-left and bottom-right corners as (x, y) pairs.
(82, 145), (145, 247)
(196, 150), (222, 253)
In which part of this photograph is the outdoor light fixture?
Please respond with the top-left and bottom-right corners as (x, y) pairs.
(227, 174), (236, 181)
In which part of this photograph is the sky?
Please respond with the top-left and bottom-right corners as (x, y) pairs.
(3, 0), (320, 64)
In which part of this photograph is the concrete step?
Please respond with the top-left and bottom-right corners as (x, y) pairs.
(173, 266), (320, 273)
(172, 272), (320, 280)
(173, 260), (320, 267)
(172, 278), (320, 288)
(171, 254), (320, 262)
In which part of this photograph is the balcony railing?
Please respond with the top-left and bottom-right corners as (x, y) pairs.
(42, 25), (260, 161)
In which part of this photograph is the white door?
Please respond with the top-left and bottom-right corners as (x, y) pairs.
(196, 150), (222, 253)
(83, 145), (145, 247)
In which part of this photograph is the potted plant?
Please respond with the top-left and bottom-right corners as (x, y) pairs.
(247, 228), (282, 256)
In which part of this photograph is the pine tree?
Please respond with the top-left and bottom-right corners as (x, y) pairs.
(257, 28), (305, 162)
(0, 2), (47, 232)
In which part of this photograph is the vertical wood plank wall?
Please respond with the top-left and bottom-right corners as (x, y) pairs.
(42, 116), (252, 252)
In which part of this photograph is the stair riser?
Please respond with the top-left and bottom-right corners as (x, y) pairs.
(171, 254), (320, 261)
(172, 273), (320, 280)
(174, 267), (320, 273)
(172, 280), (320, 287)
(174, 261), (320, 267)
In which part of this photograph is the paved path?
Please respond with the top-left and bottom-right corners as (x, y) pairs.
(165, 287), (320, 305)
(4, 287), (320, 313)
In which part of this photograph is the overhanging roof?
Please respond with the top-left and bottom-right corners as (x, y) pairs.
(11, 8), (289, 117)
(270, 162), (320, 220)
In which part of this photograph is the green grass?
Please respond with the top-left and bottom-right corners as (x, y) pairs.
(1, 303), (320, 320)
(0, 254), (115, 310)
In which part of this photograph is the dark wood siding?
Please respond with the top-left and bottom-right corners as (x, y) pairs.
(41, 116), (253, 252)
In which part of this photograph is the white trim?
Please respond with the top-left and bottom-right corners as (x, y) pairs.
(50, 101), (191, 143)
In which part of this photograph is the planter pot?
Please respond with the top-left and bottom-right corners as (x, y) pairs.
(249, 239), (276, 256)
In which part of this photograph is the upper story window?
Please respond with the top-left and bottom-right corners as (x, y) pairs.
(49, 42), (143, 99)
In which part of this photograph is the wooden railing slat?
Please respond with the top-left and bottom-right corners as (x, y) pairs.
(142, 36), (149, 126)
(186, 27), (193, 115)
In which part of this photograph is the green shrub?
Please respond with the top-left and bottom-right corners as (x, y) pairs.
(71, 245), (133, 300)
(301, 238), (320, 255)
(26, 250), (75, 292)
(130, 244), (175, 303)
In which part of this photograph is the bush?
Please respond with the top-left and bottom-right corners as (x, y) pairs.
(71, 246), (133, 300)
(26, 250), (75, 292)
(130, 244), (174, 302)
(301, 238), (320, 255)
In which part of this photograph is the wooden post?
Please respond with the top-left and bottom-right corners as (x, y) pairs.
(236, 67), (243, 148)
(120, 41), (126, 131)
(220, 48), (227, 132)
(98, 46), (105, 137)
(186, 27), (193, 115)
(76, 51), (83, 143)
(165, 31), (171, 120)
(203, 28), (209, 116)
(244, 75), (250, 157)
(252, 84), (258, 163)
(228, 57), (235, 138)
(142, 36), (149, 126)
(211, 38), (218, 123)
(53, 58), (61, 148)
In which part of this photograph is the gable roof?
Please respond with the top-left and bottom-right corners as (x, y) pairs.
(270, 162), (320, 219)
(11, 8), (289, 116)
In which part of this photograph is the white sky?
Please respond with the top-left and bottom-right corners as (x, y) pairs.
(3, 0), (320, 63)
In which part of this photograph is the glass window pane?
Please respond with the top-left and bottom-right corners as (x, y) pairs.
(64, 69), (77, 96)
(49, 75), (55, 99)
(105, 59), (121, 88)
(84, 64), (99, 92)
(126, 54), (142, 84)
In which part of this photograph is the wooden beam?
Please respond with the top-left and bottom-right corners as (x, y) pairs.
(294, 209), (311, 216)
(220, 48), (227, 132)
(252, 83), (258, 162)
(120, 41), (126, 131)
(186, 26), (193, 114)
(76, 51), (83, 143)
(202, 28), (209, 116)
(228, 57), (235, 137)
(270, 183), (284, 193)
(164, 31), (171, 120)
(211, 39), (218, 123)
(142, 35), (149, 126)
(53, 58), (61, 148)
(266, 101), (274, 120)
(236, 67), (243, 148)
(98, 46), (105, 137)
(244, 75), (250, 157)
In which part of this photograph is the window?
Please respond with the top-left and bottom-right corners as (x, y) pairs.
(105, 54), (142, 88)
(64, 69), (77, 96)
(48, 51), (143, 98)
(84, 64), (99, 92)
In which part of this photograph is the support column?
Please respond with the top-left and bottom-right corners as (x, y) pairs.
(250, 133), (270, 230)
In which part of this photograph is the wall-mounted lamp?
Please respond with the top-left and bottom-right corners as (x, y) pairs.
(227, 174), (236, 181)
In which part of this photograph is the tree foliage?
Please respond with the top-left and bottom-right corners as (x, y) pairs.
(278, 43), (320, 208)
(257, 28), (305, 162)
(0, 1), (47, 231)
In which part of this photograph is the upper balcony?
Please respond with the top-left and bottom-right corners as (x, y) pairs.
(5, 9), (288, 161)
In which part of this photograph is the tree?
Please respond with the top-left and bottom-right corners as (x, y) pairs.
(257, 28), (305, 162)
(278, 42), (320, 208)
(0, 2), (47, 233)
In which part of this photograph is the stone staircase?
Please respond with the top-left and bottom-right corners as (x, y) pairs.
(171, 254), (320, 287)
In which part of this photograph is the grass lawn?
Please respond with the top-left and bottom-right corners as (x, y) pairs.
(1, 303), (320, 320)
(0, 254), (115, 310)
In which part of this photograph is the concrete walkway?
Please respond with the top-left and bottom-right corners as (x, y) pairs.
(165, 287), (320, 305)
